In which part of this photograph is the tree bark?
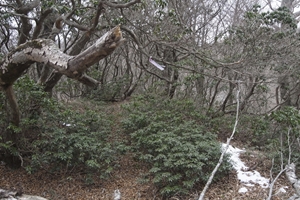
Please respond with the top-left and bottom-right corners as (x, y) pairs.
(162, 48), (178, 98)
(2, 85), (21, 168)
(40, 1), (105, 93)
(0, 26), (124, 88)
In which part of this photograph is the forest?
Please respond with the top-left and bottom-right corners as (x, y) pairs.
(1, 0), (300, 199)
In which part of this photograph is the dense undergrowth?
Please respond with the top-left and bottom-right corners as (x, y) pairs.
(121, 95), (232, 196)
(1, 76), (124, 182)
(2, 76), (300, 197)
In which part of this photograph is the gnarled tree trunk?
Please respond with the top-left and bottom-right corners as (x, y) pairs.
(0, 26), (124, 166)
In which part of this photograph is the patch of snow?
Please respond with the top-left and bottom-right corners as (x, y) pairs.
(238, 187), (248, 193)
(113, 189), (121, 200)
(275, 186), (288, 195)
(278, 187), (287, 193)
(222, 143), (270, 189)
(237, 170), (269, 188)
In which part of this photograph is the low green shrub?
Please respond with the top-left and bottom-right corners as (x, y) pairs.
(122, 95), (231, 197)
(234, 115), (271, 149)
(1, 76), (123, 179)
(30, 108), (119, 178)
(0, 75), (49, 165)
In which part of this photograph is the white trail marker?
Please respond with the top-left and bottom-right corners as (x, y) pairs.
(149, 57), (165, 70)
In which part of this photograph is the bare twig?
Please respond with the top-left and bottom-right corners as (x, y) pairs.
(198, 81), (241, 200)
(267, 160), (287, 199)
(267, 127), (291, 200)
(18, 153), (24, 167)
(285, 127), (300, 199)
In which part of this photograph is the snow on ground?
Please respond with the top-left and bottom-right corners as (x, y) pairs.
(222, 143), (270, 193)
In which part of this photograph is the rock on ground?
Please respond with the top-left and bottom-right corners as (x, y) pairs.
(0, 189), (47, 200)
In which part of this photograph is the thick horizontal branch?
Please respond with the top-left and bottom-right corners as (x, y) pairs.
(0, 26), (124, 87)
(68, 25), (125, 73)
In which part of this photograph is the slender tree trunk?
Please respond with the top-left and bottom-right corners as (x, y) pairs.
(277, 0), (296, 107)
(195, 68), (205, 106)
(163, 48), (178, 98)
(2, 85), (21, 168)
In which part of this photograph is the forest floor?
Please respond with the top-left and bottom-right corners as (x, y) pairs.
(0, 143), (296, 200)
(0, 102), (297, 199)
